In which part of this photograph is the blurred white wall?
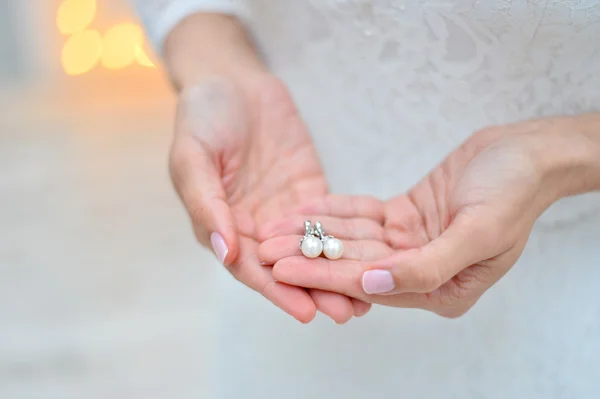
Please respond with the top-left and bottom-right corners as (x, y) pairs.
(0, 1), (25, 83)
(0, 1), (215, 398)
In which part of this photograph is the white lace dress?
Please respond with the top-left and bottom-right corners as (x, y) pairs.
(134, 1), (600, 398)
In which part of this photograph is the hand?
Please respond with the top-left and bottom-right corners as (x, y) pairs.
(165, 14), (370, 323)
(260, 116), (600, 317)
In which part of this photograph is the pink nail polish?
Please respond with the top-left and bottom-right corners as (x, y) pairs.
(210, 232), (228, 264)
(362, 270), (395, 294)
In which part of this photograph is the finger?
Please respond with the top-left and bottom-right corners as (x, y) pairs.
(260, 235), (376, 322)
(351, 298), (372, 317)
(273, 256), (366, 299)
(170, 134), (238, 265)
(259, 215), (385, 241)
(270, 223), (502, 316)
(271, 256), (429, 309)
(427, 237), (527, 318)
(364, 262), (505, 318)
(362, 212), (495, 295)
(358, 260), (506, 317)
(382, 195), (430, 249)
(261, 235), (378, 320)
(308, 289), (354, 324)
(231, 236), (317, 323)
(258, 235), (393, 265)
(292, 195), (385, 223)
(260, 235), (380, 321)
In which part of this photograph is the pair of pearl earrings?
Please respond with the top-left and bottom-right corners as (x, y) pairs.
(299, 220), (344, 260)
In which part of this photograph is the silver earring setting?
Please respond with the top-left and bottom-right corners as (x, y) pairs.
(300, 220), (344, 260)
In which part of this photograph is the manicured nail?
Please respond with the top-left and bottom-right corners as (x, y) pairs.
(362, 270), (395, 294)
(210, 232), (228, 264)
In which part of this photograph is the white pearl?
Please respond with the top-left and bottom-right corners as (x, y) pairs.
(323, 238), (344, 260)
(301, 236), (323, 258)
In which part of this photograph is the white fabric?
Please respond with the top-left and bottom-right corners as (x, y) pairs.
(131, 0), (248, 52)
(133, 1), (600, 398)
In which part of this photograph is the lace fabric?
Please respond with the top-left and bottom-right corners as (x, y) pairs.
(244, 0), (600, 225)
(132, 0), (600, 230)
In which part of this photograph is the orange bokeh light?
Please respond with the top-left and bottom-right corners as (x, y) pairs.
(58, 0), (156, 75)
(101, 23), (143, 69)
(135, 45), (155, 68)
(57, 0), (96, 35)
(61, 30), (102, 75)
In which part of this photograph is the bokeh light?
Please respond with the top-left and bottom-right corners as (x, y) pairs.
(58, 1), (155, 75)
(57, 0), (96, 35)
(101, 23), (143, 70)
(61, 30), (103, 75)
(135, 45), (155, 68)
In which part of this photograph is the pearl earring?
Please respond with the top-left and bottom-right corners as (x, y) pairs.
(300, 220), (323, 258)
(314, 221), (344, 260)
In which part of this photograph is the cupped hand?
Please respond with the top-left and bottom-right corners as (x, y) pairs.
(169, 73), (371, 323)
(261, 118), (594, 317)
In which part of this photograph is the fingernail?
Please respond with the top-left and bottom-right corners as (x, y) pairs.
(210, 232), (228, 264)
(362, 270), (395, 294)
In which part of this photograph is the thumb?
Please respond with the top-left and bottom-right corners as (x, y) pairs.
(362, 212), (493, 295)
(169, 135), (239, 265)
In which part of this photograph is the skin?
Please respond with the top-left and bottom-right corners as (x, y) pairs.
(164, 13), (600, 323)
(165, 14), (371, 323)
(260, 115), (600, 318)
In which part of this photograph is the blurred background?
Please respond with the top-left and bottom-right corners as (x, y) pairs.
(0, 1), (216, 397)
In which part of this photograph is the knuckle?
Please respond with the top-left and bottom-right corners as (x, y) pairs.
(260, 279), (276, 298)
(186, 198), (208, 227)
(370, 224), (385, 241)
(192, 225), (209, 247)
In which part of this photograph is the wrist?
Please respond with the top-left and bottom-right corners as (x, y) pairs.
(534, 114), (600, 201)
(164, 13), (267, 92)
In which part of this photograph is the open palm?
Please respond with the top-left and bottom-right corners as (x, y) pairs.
(170, 74), (369, 323)
(261, 120), (568, 317)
